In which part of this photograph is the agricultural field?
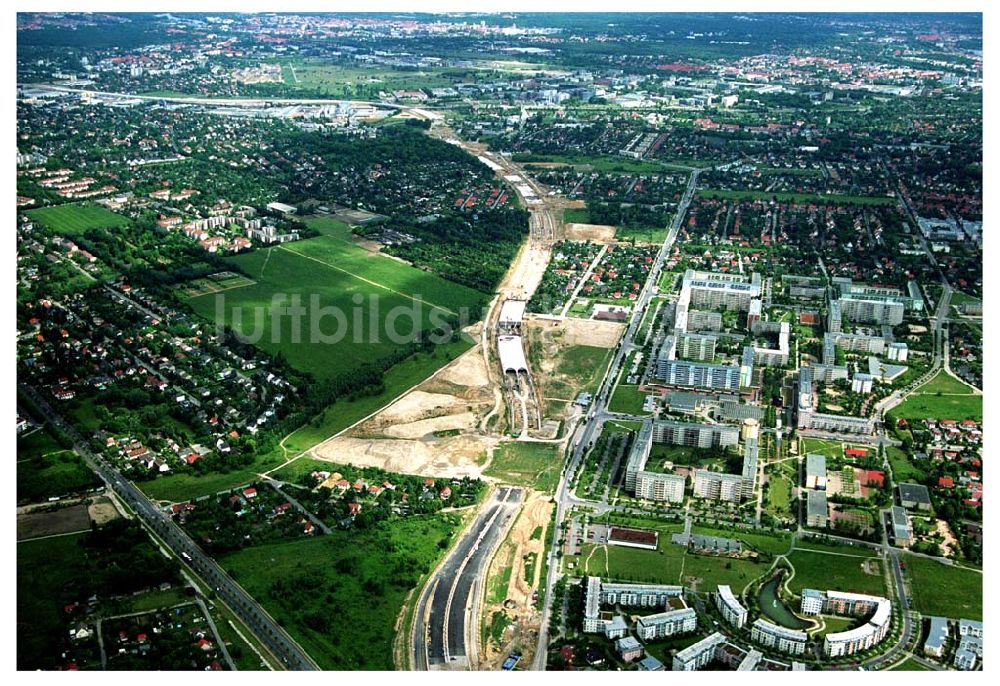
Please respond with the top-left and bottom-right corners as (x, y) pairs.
(904, 555), (982, 620)
(786, 549), (885, 596)
(217, 513), (463, 670)
(484, 442), (563, 494)
(25, 203), (130, 235)
(186, 217), (486, 383)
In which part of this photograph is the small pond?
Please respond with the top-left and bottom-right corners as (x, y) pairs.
(758, 574), (812, 630)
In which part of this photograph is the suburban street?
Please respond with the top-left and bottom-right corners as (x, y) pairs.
(18, 383), (320, 671)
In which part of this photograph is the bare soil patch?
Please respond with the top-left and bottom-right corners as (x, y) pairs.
(564, 222), (617, 243)
(311, 435), (492, 478)
(17, 502), (92, 541)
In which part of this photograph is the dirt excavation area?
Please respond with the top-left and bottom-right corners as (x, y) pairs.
(499, 238), (552, 301)
(564, 222), (617, 243)
(310, 346), (499, 478)
(479, 491), (554, 670)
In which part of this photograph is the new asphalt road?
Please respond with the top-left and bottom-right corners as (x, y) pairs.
(413, 486), (523, 670)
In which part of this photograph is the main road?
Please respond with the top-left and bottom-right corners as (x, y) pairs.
(531, 167), (702, 670)
(412, 486), (524, 670)
(18, 383), (320, 671)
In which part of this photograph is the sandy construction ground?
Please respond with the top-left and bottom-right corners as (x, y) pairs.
(541, 316), (625, 348)
(88, 496), (121, 526)
(564, 222), (617, 243)
(479, 490), (553, 670)
(499, 238), (552, 302)
(311, 434), (492, 478)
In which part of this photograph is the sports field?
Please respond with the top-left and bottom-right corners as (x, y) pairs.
(185, 218), (486, 382)
(26, 203), (129, 234)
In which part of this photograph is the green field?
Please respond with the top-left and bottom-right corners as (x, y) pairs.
(917, 370), (978, 395)
(138, 450), (286, 502)
(894, 370), (982, 421)
(905, 555), (981, 620)
(187, 221), (485, 383)
(218, 514), (462, 670)
(799, 437), (854, 459)
(786, 549), (885, 596)
(697, 189), (897, 206)
(550, 345), (613, 397)
(894, 393), (981, 422)
(608, 384), (651, 415)
(886, 445), (926, 482)
(890, 657), (932, 671)
(765, 464), (794, 514)
(26, 203), (129, 234)
(794, 539), (878, 558)
(681, 553), (769, 594)
(484, 442), (563, 493)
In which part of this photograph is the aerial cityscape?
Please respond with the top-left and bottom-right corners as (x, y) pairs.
(14, 9), (984, 673)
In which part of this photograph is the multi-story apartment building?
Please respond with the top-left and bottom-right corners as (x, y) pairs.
(677, 332), (717, 361)
(715, 584), (748, 629)
(651, 420), (739, 449)
(634, 471), (686, 502)
(672, 632), (727, 671)
(655, 358), (742, 391)
(683, 269), (762, 312)
(751, 619), (808, 655)
(693, 470), (745, 502)
(635, 608), (697, 640)
(838, 295), (905, 326)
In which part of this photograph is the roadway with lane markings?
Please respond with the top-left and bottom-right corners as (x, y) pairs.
(412, 486), (523, 670)
(18, 383), (319, 671)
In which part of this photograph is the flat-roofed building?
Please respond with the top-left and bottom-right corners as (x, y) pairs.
(924, 617), (949, 657)
(754, 322), (790, 367)
(839, 295), (905, 326)
(805, 454), (827, 490)
(634, 471), (686, 502)
(737, 650), (763, 671)
(807, 489), (828, 527)
(616, 635), (644, 662)
(751, 619), (808, 655)
(898, 483), (932, 511)
(677, 332), (717, 361)
(651, 419), (739, 449)
(599, 581), (683, 608)
(624, 420), (654, 492)
(673, 632), (726, 671)
(683, 269), (762, 312)
(890, 505), (912, 546)
(694, 470), (745, 502)
(715, 584), (748, 629)
(635, 608), (697, 640)
(656, 358), (741, 392)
